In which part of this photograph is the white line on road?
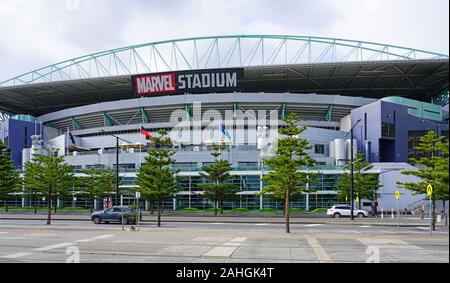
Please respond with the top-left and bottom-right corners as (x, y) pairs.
(92, 234), (114, 240)
(203, 237), (247, 258)
(231, 237), (247, 243)
(1, 252), (34, 259)
(0, 232), (8, 234)
(203, 247), (238, 258)
(359, 226), (373, 228)
(223, 242), (242, 247)
(305, 224), (324, 227)
(76, 234), (114, 243)
(34, 242), (74, 251)
(75, 239), (96, 243)
(254, 223), (270, 226)
(306, 236), (331, 263)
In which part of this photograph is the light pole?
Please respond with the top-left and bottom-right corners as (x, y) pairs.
(345, 119), (362, 221)
(257, 126), (269, 210)
(100, 130), (132, 206)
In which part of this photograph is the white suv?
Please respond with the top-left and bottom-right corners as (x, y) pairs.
(327, 206), (369, 218)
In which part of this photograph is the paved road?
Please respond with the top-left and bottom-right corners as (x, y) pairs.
(0, 213), (442, 227)
(0, 219), (448, 263)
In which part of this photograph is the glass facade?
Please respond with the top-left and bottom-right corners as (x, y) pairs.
(408, 130), (429, 159)
(381, 122), (396, 138)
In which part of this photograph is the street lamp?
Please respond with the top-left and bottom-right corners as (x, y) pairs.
(100, 130), (133, 206)
(345, 119), (362, 220)
(257, 126), (269, 210)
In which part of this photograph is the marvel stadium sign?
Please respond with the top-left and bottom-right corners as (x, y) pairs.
(133, 68), (244, 96)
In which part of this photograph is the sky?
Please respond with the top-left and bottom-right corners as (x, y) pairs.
(0, 0), (448, 82)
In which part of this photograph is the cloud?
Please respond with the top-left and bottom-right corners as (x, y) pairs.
(0, 0), (448, 82)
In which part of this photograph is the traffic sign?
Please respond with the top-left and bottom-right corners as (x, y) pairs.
(427, 185), (433, 196)
(395, 191), (400, 201)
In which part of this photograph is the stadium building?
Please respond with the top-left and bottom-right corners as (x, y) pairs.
(0, 35), (448, 212)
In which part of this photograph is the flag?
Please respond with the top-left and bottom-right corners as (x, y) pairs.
(69, 132), (76, 145)
(220, 123), (231, 139)
(140, 125), (153, 141)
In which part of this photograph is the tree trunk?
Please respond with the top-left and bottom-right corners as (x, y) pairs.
(442, 200), (448, 226)
(54, 199), (57, 214)
(157, 198), (161, 227)
(432, 195), (436, 231)
(220, 201), (224, 215)
(34, 197), (37, 214)
(47, 190), (52, 225)
(215, 201), (218, 216)
(285, 191), (290, 233)
(90, 198), (94, 214)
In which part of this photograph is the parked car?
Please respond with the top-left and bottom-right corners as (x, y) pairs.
(327, 206), (369, 218)
(91, 206), (136, 225)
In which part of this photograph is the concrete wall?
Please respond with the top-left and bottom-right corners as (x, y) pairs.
(0, 119), (41, 168)
(352, 100), (448, 163)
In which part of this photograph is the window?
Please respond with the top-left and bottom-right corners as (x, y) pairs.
(381, 123), (395, 138)
(408, 130), (429, 159)
(314, 144), (325, 154)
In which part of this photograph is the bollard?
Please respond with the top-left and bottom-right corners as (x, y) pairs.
(381, 209), (384, 219)
(391, 209), (394, 219)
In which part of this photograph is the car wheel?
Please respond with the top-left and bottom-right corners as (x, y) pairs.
(92, 217), (101, 224)
(334, 213), (341, 218)
(358, 213), (365, 219)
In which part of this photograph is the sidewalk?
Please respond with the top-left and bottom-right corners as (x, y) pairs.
(0, 212), (446, 227)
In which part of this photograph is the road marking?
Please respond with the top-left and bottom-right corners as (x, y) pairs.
(358, 238), (422, 250)
(306, 236), (331, 263)
(34, 242), (74, 251)
(203, 237), (247, 258)
(76, 234), (114, 243)
(210, 223), (226, 225)
(75, 239), (95, 243)
(359, 226), (373, 228)
(92, 234), (114, 240)
(416, 227), (429, 230)
(224, 242), (242, 247)
(1, 252), (34, 259)
(231, 237), (247, 243)
(203, 247), (238, 258)
(254, 223), (270, 226)
(0, 232), (8, 235)
(305, 224), (323, 227)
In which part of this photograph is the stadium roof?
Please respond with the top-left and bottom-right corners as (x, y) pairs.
(0, 35), (448, 116)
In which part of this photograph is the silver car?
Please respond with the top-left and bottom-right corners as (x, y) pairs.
(327, 206), (369, 218)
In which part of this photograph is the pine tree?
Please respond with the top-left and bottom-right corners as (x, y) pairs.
(262, 113), (316, 233)
(398, 130), (449, 231)
(79, 168), (115, 214)
(136, 130), (178, 227)
(434, 139), (449, 226)
(199, 147), (238, 216)
(337, 153), (382, 209)
(23, 147), (73, 225)
(0, 140), (20, 212)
